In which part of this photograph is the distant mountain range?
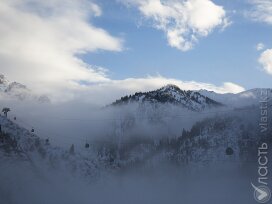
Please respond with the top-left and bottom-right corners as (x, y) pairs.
(1, 73), (271, 108)
(0, 74), (50, 103)
(199, 88), (272, 107)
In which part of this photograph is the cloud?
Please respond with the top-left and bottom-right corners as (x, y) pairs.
(0, 0), (123, 97)
(256, 43), (265, 51)
(246, 1), (272, 76)
(259, 49), (272, 75)
(248, 0), (272, 24)
(120, 0), (229, 51)
(0, 0), (244, 103)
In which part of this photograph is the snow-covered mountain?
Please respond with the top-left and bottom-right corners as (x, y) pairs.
(1, 82), (271, 204)
(2, 111), (266, 204)
(1, 105), (267, 170)
(0, 74), (9, 91)
(0, 114), (108, 180)
(112, 84), (223, 111)
(0, 74), (50, 103)
(199, 88), (272, 107)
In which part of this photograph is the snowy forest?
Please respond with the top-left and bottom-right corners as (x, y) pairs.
(0, 83), (271, 204)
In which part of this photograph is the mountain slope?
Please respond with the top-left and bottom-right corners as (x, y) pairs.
(0, 115), (106, 181)
(199, 88), (272, 107)
(88, 109), (270, 166)
(112, 84), (223, 111)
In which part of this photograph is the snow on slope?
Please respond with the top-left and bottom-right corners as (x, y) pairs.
(0, 106), (264, 173)
(0, 115), (108, 180)
(84, 109), (266, 167)
(112, 84), (223, 111)
(199, 88), (272, 107)
(0, 74), (9, 91)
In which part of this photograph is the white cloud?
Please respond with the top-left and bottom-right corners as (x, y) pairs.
(248, 0), (272, 24)
(0, 0), (244, 103)
(247, 1), (272, 76)
(0, 0), (122, 98)
(120, 0), (229, 51)
(256, 43), (265, 51)
(259, 49), (272, 75)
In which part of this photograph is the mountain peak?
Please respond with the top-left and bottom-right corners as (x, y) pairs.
(112, 84), (223, 111)
(0, 74), (9, 85)
(0, 74), (50, 103)
(5, 82), (28, 92)
(160, 84), (181, 92)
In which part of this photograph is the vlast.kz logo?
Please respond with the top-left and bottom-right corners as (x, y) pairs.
(251, 183), (271, 203)
(251, 143), (271, 203)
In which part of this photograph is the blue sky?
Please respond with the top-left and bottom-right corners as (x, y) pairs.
(83, 0), (272, 89)
(0, 0), (272, 102)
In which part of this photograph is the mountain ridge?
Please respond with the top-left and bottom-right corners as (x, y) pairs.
(111, 84), (223, 111)
(199, 88), (272, 107)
